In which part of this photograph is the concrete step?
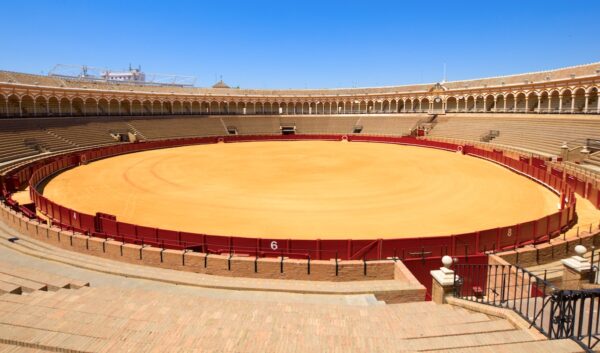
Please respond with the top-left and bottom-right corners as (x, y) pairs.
(0, 273), (47, 293)
(0, 322), (106, 353)
(426, 338), (583, 353)
(0, 281), (21, 295)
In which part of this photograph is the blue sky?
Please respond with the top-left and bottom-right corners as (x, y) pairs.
(2, 0), (599, 89)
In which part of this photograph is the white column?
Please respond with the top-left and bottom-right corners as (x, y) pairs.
(584, 94), (589, 113)
(547, 96), (552, 113)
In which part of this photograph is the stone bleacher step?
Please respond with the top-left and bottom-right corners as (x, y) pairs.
(0, 342), (53, 353)
(425, 338), (583, 353)
(403, 330), (537, 351)
(0, 322), (105, 353)
(0, 260), (89, 290)
(0, 281), (21, 295)
(0, 273), (47, 293)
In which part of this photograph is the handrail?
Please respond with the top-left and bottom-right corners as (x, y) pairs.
(453, 263), (600, 352)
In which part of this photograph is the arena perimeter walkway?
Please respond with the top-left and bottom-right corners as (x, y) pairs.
(42, 141), (559, 239)
(0, 223), (584, 352)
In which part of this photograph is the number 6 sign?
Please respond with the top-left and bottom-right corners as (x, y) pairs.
(270, 241), (278, 250)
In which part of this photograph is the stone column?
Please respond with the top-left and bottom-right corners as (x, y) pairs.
(430, 256), (455, 304)
(561, 245), (592, 290)
(584, 93), (589, 113)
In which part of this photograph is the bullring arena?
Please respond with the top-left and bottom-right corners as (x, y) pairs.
(1, 61), (600, 353)
(42, 141), (558, 238)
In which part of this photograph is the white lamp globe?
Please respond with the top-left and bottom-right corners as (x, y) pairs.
(574, 245), (587, 256)
(442, 255), (454, 268)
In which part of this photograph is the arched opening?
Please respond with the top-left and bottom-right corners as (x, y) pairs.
(84, 98), (97, 116)
(248, 102), (256, 114)
(561, 90), (572, 112)
(588, 87), (599, 113)
(109, 99), (120, 115)
(298, 102), (306, 114)
(505, 94), (515, 112)
(182, 101), (191, 114)
(237, 102), (246, 115)
(515, 93), (526, 112)
(142, 100), (152, 115)
(526, 92), (538, 112)
(60, 98), (71, 116)
(357, 101), (365, 114)
(71, 97), (84, 116)
(201, 102), (209, 114)
(538, 92), (549, 113)
(496, 95), (505, 112)
(7, 95), (20, 117)
(264, 102), (272, 114)
(172, 101), (183, 114)
(35, 96), (48, 116)
(120, 100), (131, 115)
(152, 101), (162, 115)
(131, 100), (142, 115)
(256, 102), (264, 114)
(465, 96), (474, 112)
(48, 97), (60, 116)
(474, 96), (484, 112)
(276, 102), (284, 114)
(163, 101), (173, 114)
(191, 101), (201, 114)
(381, 100), (389, 113)
(98, 99), (109, 115)
(210, 101), (219, 114)
(397, 100), (404, 113)
(228, 102), (237, 114)
(0, 95), (8, 117)
(317, 102), (324, 114)
(218, 102), (227, 114)
(549, 91), (560, 113)
(21, 95), (35, 116)
(192, 101), (201, 114)
(446, 97), (457, 112)
(573, 88), (586, 113)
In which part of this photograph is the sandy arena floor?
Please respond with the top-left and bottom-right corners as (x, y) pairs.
(41, 141), (560, 239)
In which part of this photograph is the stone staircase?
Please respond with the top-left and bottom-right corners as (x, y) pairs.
(0, 285), (584, 352)
(0, 220), (587, 351)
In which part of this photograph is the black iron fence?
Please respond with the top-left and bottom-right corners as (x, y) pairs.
(453, 263), (600, 352)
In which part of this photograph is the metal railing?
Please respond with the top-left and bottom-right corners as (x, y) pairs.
(453, 263), (600, 352)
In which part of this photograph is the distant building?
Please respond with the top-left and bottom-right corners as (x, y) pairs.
(101, 65), (146, 83)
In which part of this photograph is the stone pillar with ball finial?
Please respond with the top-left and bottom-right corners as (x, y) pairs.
(561, 245), (592, 290)
(430, 255), (456, 304)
